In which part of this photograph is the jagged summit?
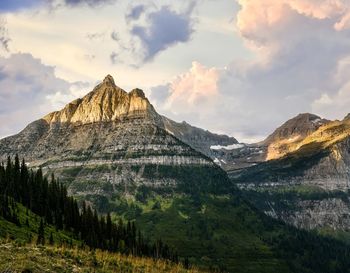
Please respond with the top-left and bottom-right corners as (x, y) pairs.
(130, 88), (146, 98)
(263, 113), (329, 145)
(43, 75), (160, 125)
(262, 113), (330, 160)
(103, 74), (116, 86)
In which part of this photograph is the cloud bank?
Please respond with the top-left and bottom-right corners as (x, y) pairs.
(151, 0), (350, 142)
(0, 53), (89, 138)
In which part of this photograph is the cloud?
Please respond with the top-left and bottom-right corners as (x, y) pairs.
(149, 0), (350, 142)
(0, 53), (90, 138)
(127, 3), (196, 62)
(110, 51), (119, 64)
(126, 4), (146, 22)
(86, 32), (105, 41)
(166, 61), (219, 106)
(0, 19), (10, 52)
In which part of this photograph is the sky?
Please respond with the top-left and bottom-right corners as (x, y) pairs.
(1, 0), (350, 143)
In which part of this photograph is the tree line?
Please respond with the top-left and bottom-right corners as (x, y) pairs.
(0, 155), (177, 262)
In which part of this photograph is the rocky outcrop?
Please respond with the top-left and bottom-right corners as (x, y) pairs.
(44, 75), (162, 126)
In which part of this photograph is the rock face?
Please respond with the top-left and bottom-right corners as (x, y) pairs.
(231, 114), (350, 233)
(161, 116), (238, 158)
(263, 113), (330, 160)
(0, 75), (224, 199)
(43, 75), (162, 126)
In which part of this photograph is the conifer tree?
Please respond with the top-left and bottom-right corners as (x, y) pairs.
(49, 232), (54, 245)
(36, 218), (45, 245)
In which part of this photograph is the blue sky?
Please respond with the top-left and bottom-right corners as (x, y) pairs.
(0, 0), (350, 142)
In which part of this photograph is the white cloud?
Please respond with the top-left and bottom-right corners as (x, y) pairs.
(166, 61), (219, 106)
(0, 53), (89, 138)
(149, 0), (350, 142)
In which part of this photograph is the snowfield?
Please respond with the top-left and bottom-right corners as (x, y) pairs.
(210, 144), (245, 150)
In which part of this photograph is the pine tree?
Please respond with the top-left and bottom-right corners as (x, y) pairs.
(36, 218), (45, 245)
(49, 232), (54, 245)
(0, 156), (178, 263)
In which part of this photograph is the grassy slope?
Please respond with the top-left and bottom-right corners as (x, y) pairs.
(0, 204), (200, 273)
(0, 243), (200, 273)
(0, 203), (78, 246)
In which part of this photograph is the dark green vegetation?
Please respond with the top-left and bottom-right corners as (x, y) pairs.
(70, 163), (350, 273)
(106, 193), (350, 273)
(2, 156), (350, 272)
(0, 156), (177, 261)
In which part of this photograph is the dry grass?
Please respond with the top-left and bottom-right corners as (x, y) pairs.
(0, 242), (202, 273)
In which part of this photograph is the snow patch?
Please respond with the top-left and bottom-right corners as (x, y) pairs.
(166, 129), (174, 136)
(312, 118), (321, 124)
(214, 158), (221, 165)
(210, 144), (245, 150)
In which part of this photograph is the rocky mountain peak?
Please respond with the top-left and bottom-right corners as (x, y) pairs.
(264, 113), (329, 145)
(43, 75), (161, 125)
(129, 88), (146, 98)
(103, 74), (116, 86)
(263, 113), (330, 160)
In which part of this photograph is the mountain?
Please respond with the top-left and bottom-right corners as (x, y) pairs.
(0, 75), (222, 197)
(208, 113), (330, 172)
(0, 75), (238, 186)
(262, 113), (330, 160)
(2, 75), (350, 272)
(162, 116), (238, 159)
(230, 113), (350, 238)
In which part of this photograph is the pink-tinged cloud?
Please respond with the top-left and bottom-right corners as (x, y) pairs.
(167, 61), (219, 106)
(150, 1), (350, 142)
(236, 0), (350, 58)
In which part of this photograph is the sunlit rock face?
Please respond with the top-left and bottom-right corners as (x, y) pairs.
(43, 75), (162, 126)
(263, 113), (330, 160)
